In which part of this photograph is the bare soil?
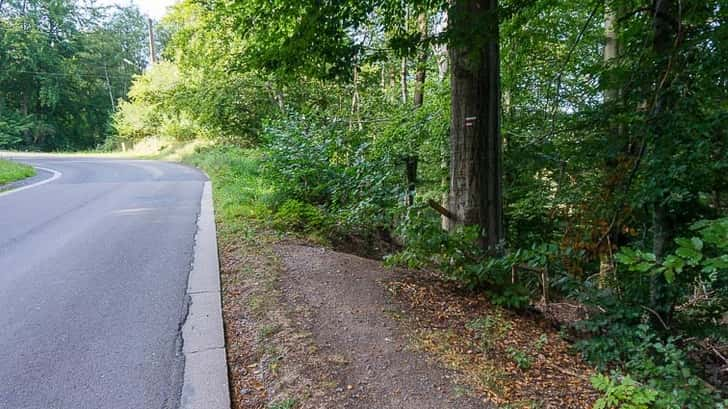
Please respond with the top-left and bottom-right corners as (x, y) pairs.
(276, 244), (490, 409)
(220, 231), (597, 409)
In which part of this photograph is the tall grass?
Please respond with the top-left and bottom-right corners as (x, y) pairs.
(0, 159), (35, 185)
(184, 146), (274, 240)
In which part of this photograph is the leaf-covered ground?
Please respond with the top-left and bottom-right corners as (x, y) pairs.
(385, 274), (600, 408)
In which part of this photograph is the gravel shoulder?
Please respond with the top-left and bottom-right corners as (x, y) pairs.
(276, 244), (489, 409)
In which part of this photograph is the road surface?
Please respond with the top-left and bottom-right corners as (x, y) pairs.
(0, 157), (207, 409)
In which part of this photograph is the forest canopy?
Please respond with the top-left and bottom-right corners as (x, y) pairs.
(0, 0), (152, 150)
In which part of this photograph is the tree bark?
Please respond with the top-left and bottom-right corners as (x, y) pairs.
(446, 0), (504, 252)
(650, 0), (678, 312)
(599, 1), (621, 287)
(401, 57), (408, 104)
(413, 13), (427, 108)
(351, 65), (362, 130)
(603, 2), (619, 102)
(405, 12), (428, 207)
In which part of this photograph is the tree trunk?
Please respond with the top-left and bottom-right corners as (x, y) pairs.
(649, 0), (678, 313)
(350, 65), (362, 130)
(599, 1), (621, 287)
(603, 2), (619, 102)
(405, 12), (428, 207)
(413, 13), (427, 108)
(651, 0), (677, 261)
(446, 0), (504, 252)
(401, 57), (408, 104)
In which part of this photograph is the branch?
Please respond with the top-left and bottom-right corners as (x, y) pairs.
(548, 1), (601, 135)
(640, 305), (670, 330)
(427, 199), (457, 221)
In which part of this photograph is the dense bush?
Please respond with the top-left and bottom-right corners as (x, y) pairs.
(273, 199), (328, 233)
(263, 113), (403, 235)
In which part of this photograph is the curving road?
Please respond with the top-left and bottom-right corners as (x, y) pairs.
(0, 157), (207, 409)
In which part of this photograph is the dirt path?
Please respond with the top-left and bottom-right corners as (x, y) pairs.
(222, 233), (596, 408)
(276, 244), (489, 409)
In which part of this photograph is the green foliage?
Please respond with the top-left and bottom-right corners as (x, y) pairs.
(506, 346), (532, 370)
(184, 146), (273, 239)
(263, 113), (403, 236)
(591, 374), (658, 409)
(573, 302), (644, 368)
(0, 159), (36, 185)
(466, 311), (512, 352)
(614, 218), (728, 332)
(0, 112), (34, 149)
(268, 398), (297, 409)
(0, 0), (148, 151)
(113, 62), (206, 144)
(577, 321), (725, 408)
(273, 200), (327, 233)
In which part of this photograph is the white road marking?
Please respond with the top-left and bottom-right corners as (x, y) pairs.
(112, 207), (160, 215)
(0, 166), (62, 198)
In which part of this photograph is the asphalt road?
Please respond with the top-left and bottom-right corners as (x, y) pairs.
(0, 157), (207, 409)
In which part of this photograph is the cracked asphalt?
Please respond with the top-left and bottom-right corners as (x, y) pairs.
(0, 157), (207, 409)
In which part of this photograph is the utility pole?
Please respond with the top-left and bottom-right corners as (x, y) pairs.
(104, 64), (115, 111)
(148, 18), (157, 65)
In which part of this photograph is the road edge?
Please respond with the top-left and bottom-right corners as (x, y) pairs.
(0, 166), (61, 197)
(181, 181), (231, 409)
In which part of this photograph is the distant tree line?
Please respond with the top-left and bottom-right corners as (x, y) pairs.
(0, 0), (151, 151)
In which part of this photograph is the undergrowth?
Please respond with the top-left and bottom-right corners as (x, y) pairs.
(181, 144), (727, 408)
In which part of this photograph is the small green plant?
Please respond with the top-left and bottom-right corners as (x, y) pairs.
(466, 311), (512, 352)
(533, 334), (548, 351)
(578, 323), (724, 408)
(268, 397), (297, 409)
(506, 346), (532, 370)
(258, 324), (281, 340)
(591, 374), (658, 409)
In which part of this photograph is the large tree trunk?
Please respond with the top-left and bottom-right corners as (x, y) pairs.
(651, 0), (677, 261)
(446, 0), (504, 252)
(650, 0), (678, 313)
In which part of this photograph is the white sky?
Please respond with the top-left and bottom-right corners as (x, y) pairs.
(96, 0), (178, 19)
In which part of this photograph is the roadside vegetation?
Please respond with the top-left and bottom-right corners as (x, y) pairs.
(0, 159), (35, 186)
(0, 1), (150, 151)
(3, 0), (727, 407)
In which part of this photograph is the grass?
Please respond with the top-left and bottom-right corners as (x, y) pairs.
(180, 145), (312, 407)
(268, 398), (297, 409)
(183, 146), (274, 240)
(0, 159), (36, 185)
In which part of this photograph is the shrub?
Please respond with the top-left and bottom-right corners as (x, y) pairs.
(592, 374), (658, 409)
(273, 199), (327, 233)
(579, 322), (725, 408)
(506, 346), (532, 370)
